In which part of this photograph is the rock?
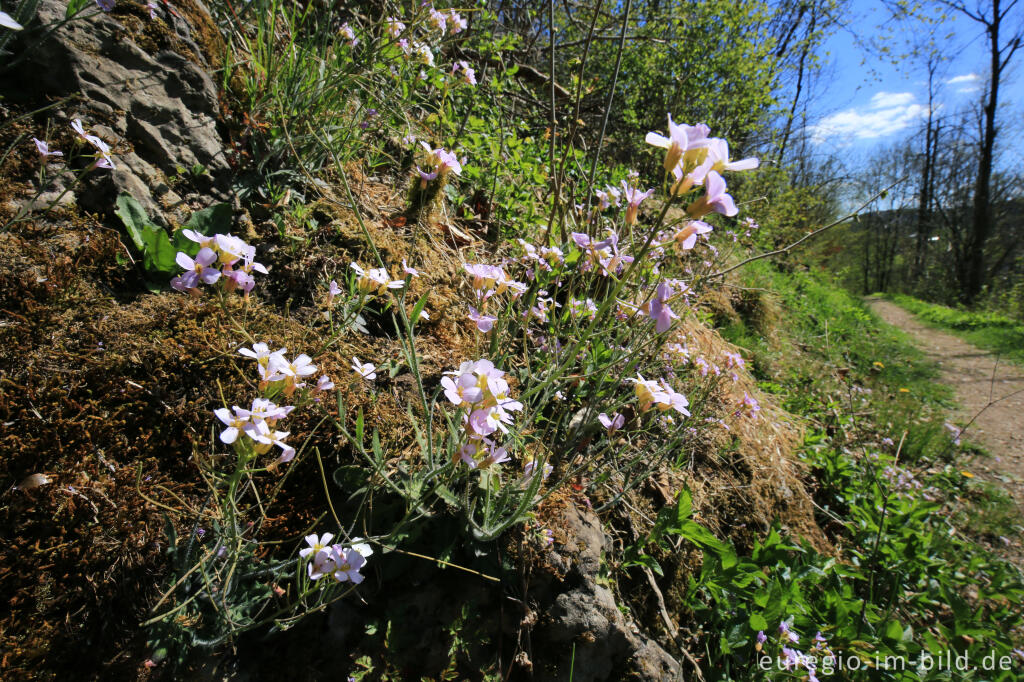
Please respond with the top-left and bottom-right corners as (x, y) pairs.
(6, 0), (231, 226)
(530, 506), (682, 681)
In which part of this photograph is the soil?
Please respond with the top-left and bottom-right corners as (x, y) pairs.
(866, 298), (1024, 511)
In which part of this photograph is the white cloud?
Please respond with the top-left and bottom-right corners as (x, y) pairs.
(809, 91), (929, 146)
(947, 73), (983, 94)
(947, 73), (981, 85)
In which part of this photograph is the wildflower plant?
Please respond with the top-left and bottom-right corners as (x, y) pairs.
(150, 1), (774, 647)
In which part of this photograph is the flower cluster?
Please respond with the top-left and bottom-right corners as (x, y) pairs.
(463, 263), (526, 332)
(641, 115), (758, 249)
(517, 239), (565, 274)
(301, 533), (372, 584)
(240, 343), (326, 396)
(171, 232), (267, 296)
(572, 231), (634, 277)
(442, 359), (523, 469)
(215, 343), (331, 464)
(350, 262), (404, 296)
(629, 374), (691, 416)
(214, 397), (296, 462)
(738, 392), (760, 419)
(756, 620), (832, 682)
(416, 142), (463, 188)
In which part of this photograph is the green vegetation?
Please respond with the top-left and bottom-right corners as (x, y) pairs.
(2, 0), (1022, 679)
(697, 264), (1024, 679)
(883, 293), (1024, 365)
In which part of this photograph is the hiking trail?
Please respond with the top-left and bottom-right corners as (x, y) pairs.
(867, 298), (1024, 513)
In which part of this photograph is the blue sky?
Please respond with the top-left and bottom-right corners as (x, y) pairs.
(806, 0), (1023, 168)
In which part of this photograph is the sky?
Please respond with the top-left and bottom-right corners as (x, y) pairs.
(805, 0), (1023, 169)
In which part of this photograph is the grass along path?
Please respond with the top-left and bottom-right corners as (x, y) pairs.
(867, 297), (1024, 511)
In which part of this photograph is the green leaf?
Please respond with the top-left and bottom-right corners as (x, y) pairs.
(182, 203), (232, 237)
(749, 614), (768, 632)
(675, 490), (693, 522)
(409, 292), (430, 326)
(115, 193), (178, 275)
(115, 194), (151, 254)
(371, 429), (383, 465)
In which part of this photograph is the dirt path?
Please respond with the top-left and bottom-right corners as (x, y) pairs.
(867, 299), (1024, 512)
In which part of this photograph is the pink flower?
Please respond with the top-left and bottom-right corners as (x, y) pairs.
(598, 412), (625, 434)
(644, 115), (710, 171)
(351, 357), (377, 381)
(739, 392), (760, 419)
(428, 8), (447, 33)
(687, 171), (737, 218)
(385, 18), (405, 38)
(452, 60), (477, 85)
(328, 279), (342, 306)
(244, 419), (295, 462)
(419, 141), (463, 177)
(350, 262), (404, 295)
(271, 353), (317, 382)
(339, 22), (358, 46)
(31, 138), (63, 157)
(248, 398), (294, 423)
(96, 0), (114, 11)
(316, 375), (334, 391)
(213, 406), (252, 443)
(468, 306), (496, 332)
(620, 182), (655, 226)
(401, 259), (420, 277)
(523, 457), (552, 482)
(458, 438), (508, 469)
(572, 231), (634, 276)
(415, 166), (437, 189)
(723, 351), (745, 369)
(467, 407), (502, 437)
(330, 546), (366, 583)
(447, 9), (467, 32)
(180, 228), (214, 249)
(300, 533), (334, 559)
(944, 422), (962, 445)
(171, 247), (221, 292)
(704, 138), (759, 173)
(441, 373), (483, 406)
(239, 342), (285, 367)
(668, 220), (713, 250)
(308, 547), (337, 580)
(594, 186), (621, 210)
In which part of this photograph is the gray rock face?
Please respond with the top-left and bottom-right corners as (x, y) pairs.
(16, 0), (230, 225)
(532, 506), (682, 681)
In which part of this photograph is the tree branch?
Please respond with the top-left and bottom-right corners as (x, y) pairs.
(706, 179), (905, 280)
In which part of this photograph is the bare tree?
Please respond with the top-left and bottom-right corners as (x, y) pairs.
(939, 0), (1023, 302)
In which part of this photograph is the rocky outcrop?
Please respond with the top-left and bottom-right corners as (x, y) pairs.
(7, 0), (230, 225)
(530, 506), (682, 681)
